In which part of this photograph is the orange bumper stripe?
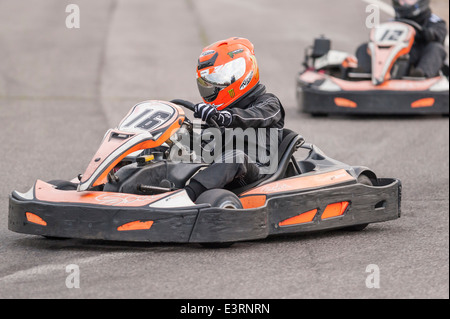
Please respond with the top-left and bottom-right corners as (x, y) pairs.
(335, 97), (357, 108)
(240, 195), (267, 209)
(321, 202), (349, 220)
(279, 209), (318, 227)
(117, 220), (154, 231)
(26, 212), (47, 226)
(411, 98), (435, 108)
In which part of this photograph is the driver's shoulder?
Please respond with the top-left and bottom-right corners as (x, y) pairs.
(253, 93), (282, 107)
(429, 13), (443, 24)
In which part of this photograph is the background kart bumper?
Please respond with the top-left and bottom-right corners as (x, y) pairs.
(8, 178), (401, 243)
(297, 83), (449, 115)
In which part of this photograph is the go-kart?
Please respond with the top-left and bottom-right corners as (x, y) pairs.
(9, 100), (402, 246)
(297, 19), (449, 115)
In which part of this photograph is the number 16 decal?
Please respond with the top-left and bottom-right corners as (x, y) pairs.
(136, 111), (171, 130)
(122, 109), (172, 131)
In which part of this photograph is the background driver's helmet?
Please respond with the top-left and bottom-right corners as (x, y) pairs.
(392, 0), (430, 19)
(196, 37), (259, 111)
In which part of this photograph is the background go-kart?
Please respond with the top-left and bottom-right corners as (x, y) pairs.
(0, 0), (448, 299)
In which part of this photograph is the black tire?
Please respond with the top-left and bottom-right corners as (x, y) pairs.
(47, 180), (78, 190)
(195, 189), (242, 248)
(357, 174), (373, 187)
(195, 189), (243, 209)
(343, 174), (373, 232)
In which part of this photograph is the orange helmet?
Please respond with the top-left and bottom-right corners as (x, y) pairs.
(196, 37), (260, 111)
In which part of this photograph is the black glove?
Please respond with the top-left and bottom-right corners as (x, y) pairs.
(215, 110), (233, 127)
(194, 103), (233, 127)
(194, 103), (217, 122)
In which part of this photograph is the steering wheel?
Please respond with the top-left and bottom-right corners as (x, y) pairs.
(170, 99), (220, 129)
(396, 18), (423, 33)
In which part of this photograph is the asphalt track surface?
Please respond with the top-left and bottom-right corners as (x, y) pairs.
(0, 0), (448, 299)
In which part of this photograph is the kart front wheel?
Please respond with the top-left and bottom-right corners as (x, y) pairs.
(195, 189), (242, 248)
(195, 189), (243, 210)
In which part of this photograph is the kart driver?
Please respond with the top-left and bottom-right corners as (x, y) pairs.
(184, 37), (285, 202)
(356, 0), (447, 78)
(392, 0), (448, 78)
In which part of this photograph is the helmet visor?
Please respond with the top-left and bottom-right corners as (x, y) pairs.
(197, 58), (246, 102)
(197, 78), (222, 103)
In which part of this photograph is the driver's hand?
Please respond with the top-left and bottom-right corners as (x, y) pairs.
(194, 103), (233, 127)
(194, 103), (217, 122)
(215, 110), (232, 127)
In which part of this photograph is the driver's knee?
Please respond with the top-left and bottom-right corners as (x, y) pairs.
(417, 42), (447, 77)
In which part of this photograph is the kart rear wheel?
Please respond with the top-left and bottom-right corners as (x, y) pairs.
(195, 189), (243, 248)
(343, 174), (373, 231)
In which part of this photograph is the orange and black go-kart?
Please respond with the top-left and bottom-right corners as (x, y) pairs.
(297, 19), (449, 116)
(9, 100), (401, 247)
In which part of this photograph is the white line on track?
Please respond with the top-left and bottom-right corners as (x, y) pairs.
(0, 252), (138, 283)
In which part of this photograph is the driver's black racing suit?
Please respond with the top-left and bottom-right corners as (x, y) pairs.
(408, 12), (447, 77)
(185, 84), (285, 202)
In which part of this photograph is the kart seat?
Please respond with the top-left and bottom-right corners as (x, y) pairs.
(232, 128), (305, 195)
